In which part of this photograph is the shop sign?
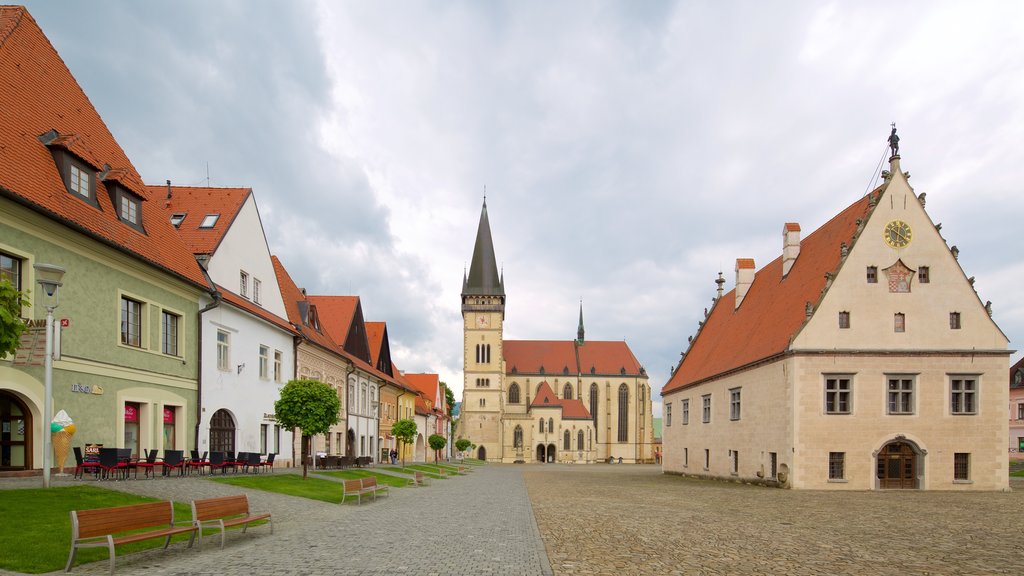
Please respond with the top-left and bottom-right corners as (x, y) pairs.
(124, 404), (138, 422)
(163, 407), (175, 424)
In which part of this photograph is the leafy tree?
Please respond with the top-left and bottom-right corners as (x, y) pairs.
(0, 280), (29, 359)
(428, 434), (447, 463)
(274, 379), (340, 479)
(392, 418), (417, 467)
(455, 438), (472, 456)
(442, 382), (455, 414)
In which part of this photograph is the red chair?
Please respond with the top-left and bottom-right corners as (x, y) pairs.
(97, 448), (128, 480)
(72, 447), (100, 480)
(208, 451), (231, 474)
(261, 453), (276, 473)
(187, 450), (209, 475)
(160, 450), (186, 476)
(134, 449), (159, 478)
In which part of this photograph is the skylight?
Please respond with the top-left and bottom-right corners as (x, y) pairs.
(199, 214), (219, 228)
(170, 213), (186, 227)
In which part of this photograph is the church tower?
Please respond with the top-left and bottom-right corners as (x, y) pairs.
(460, 199), (505, 462)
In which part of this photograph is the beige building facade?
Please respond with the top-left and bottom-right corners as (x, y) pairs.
(662, 145), (1010, 490)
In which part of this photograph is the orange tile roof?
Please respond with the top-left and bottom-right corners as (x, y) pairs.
(736, 258), (756, 269)
(0, 8), (207, 288)
(365, 321), (385, 366)
(271, 255), (344, 353)
(504, 340), (645, 377)
(784, 222), (801, 232)
(663, 192), (878, 394)
(577, 341), (644, 375)
(530, 381), (592, 420)
(404, 373), (438, 405)
(149, 185), (250, 255)
(307, 295), (359, 347)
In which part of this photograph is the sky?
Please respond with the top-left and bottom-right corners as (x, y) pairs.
(23, 1), (1024, 415)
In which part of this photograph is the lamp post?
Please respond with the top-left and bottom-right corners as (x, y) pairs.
(35, 263), (65, 488)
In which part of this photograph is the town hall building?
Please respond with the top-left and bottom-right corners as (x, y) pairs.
(457, 201), (654, 464)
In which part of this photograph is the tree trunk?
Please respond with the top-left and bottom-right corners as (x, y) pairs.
(301, 434), (309, 479)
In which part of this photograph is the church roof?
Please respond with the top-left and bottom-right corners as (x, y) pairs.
(530, 381), (592, 419)
(150, 184), (250, 255)
(504, 340), (645, 377)
(663, 190), (878, 395)
(463, 199), (504, 297)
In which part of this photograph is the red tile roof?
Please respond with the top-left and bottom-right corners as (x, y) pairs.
(365, 321), (385, 366)
(307, 295), (359, 347)
(784, 222), (801, 232)
(404, 373), (439, 409)
(271, 255), (344, 353)
(504, 340), (645, 377)
(149, 185), (250, 255)
(736, 258), (756, 269)
(577, 341), (644, 376)
(663, 192), (877, 394)
(530, 381), (592, 420)
(0, 7), (207, 288)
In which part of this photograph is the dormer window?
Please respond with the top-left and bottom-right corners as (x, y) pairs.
(69, 164), (91, 198)
(118, 192), (140, 225)
(170, 213), (186, 227)
(200, 214), (219, 228)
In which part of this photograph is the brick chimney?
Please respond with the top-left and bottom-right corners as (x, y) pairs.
(782, 223), (801, 278)
(735, 258), (755, 309)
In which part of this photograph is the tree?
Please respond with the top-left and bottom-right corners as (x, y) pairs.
(428, 434), (447, 464)
(455, 438), (472, 457)
(392, 419), (417, 467)
(274, 379), (340, 479)
(0, 279), (28, 359)
(442, 382), (455, 414)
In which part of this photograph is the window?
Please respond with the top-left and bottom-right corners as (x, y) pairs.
(539, 419), (545, 433)
(577, 430), (584, 450)
(949, 312), (961, 330)
(894, 313), (905, 333)
(479, 398), (485, 407)
(475, 344), (491, 364)
(563, 383), (573, 400)
(259, 345), (269, 379)
(589, 384), (599, 425)
(513, 426), (523, 448)
(548, 418), (553, 432)
(118, 192), (140, 225)
(120, 297), (142, 347)
(260, 424), (268, 454)
(563, 430), (570, 450)
(730, 450), (738, 474)
(701, 395), (711, 423)
(682, 399), (689, 425)
(665, 403), (672, 427)
(274, 350), (282, 382)
(769, 452), (778, 479)
(1, 252), (22, 289)
(703, 449), (710, 470)
(253, 279), (262, 305)
(216, 330), (230, 371)
(475, 378), (490, 387)
(730, 388), (741, 421)
(829, 452), (845, 480)
(866, 266), (878, 283)
(68, 163), (93, 199)
(240, 271), (249, 298)
(200, 214), (219, 228)
(825, 376), (852, 414)
(918, 266), (929, 283)
(273, 425), (280, 453)
(508, 383), (520, 404)
(838, 311), (850, 329)
(161, 311), (180, 356)
(1018, 404), (1024, 420)
(170, 213), (186, 227)
(617, 384), (629, 442)
(954, 453), (970, 481)
(887, 376), (914, 414)
(950, 377), (977, 415)
(683, 447), (688, 467)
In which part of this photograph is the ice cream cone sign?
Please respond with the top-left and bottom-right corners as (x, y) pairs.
(51, 410), (75, 474)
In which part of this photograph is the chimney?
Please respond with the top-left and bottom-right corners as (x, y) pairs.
(782, 223), (801, 277)
(735, 258), (755, 309)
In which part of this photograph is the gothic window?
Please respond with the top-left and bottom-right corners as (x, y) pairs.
(617, 384), (629, 442)
(539, 419), (545, 433)
(563, 383), (573, 400)
(563, 430), (570, 450)
(508, 382), (521, 404)
(513, 426), (523, 448)
(475, 343), (492, 364)
(590, 383), (598, 423)
(577, 430), (584, 451)
(548, 418), (554, 432)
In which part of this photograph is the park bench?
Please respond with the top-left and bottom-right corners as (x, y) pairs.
(458, 465), (469, 474)
(361, 476), (389, 499)
(66, 501), (196, 575)
(342, 478), (376, 504)
(409, 470), (429, 487)
(190, 494), (272, 549)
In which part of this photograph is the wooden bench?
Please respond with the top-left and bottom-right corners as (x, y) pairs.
(342, 478), (376, 504)
(409, 470), (429, 487)
(190, 495), (272, 549)
(361, 476), (389, 499)
(458, 465), (469, 474)
(67, 501), (195, 575)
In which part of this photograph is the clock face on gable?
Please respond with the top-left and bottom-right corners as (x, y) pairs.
(884, 220), (912, 248)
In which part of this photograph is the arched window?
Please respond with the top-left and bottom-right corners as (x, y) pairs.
(508, 382), (521, 404)
(577, 430), (584, 450)
(539, 419), (545, 433)
(563, 430), (571, 450)
(590, 383), (599, 422)
(548, 418), (554, 433)
(617, 384), (629, 442)
(563, 383), (573, 400)
(513, 425), (523, 448)
(475, 343), (492, 364)
(210, 409), (236, 453)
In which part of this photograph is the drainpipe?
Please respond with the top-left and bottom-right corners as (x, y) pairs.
(196, 289), (222, 451)
(292, 334), (302, 468)
(345, 363), (356, 459)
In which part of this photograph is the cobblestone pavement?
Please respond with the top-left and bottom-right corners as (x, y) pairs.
(523, 464), (1024, 576)
(0, 465), (551, 576)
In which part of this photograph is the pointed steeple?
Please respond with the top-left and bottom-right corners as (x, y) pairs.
(463, 198), (505, 297)
(576, 301), (585, 344)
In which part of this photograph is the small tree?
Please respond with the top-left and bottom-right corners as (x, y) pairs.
(392, 419), (417, 467)
(455, 438), (472, 458)
(443, 383), (455, 414)
(274, 379), (340, 479)
(428, 434), (447, 463)
(0, 280), (29, 359)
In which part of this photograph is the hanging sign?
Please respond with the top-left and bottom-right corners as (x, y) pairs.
(163, 407), (175, 424)
(124, 404), (138, 422)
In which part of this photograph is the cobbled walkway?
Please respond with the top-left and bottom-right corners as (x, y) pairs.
(523, 464), (1024, 576)
(0, 465), (551, 576)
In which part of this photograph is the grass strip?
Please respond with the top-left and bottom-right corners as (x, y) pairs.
(317, 469), (410, 488)
(209, 473), (382, 503)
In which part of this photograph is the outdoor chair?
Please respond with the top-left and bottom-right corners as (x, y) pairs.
(72, 446), (100, 480)
(134, 449), (159, 478)
(187, 450), (209, 475)
(98, 448), (128, 480)
(160, 450), (186, 476)
(246, 452), (262, 473)
(233, 452), (249, 473)
(208, 451), (230, 474)
(261, 453), (275, 473)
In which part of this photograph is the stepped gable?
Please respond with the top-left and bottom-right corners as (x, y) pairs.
(149, 185), (250, 255)
(663, 191), (877, 394)
(0, 7), (206, 287)
(530, 381), (592, 420)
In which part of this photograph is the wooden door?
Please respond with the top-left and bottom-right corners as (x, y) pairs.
(877, 442), (917, 489)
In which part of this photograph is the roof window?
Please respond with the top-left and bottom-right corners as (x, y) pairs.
(170, 213), (186, 227)
(199, 214), (219, 228)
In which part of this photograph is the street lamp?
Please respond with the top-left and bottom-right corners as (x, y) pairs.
(35, 263), (65, 488)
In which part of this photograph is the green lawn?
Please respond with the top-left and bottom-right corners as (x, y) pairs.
(0, 486), (192, 574)
(405, 464), (458, 477)
(1011, 469), (1024, 477)
(208, 473), (377, 503)
(379, 465), (445, 479)
(317, 469), (411, 488)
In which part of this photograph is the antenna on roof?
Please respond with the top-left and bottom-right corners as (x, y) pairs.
(206, 162), (210, 186)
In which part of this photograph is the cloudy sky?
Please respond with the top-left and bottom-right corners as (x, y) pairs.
(25, 1), (1024, 413)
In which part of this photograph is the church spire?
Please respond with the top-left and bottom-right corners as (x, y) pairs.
(463, 198), (505, 297)
(576, 300), (585, 344)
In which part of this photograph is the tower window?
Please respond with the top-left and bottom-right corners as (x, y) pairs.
(918, 266), (929, 283)
(866, 266), (878, 283)
(838, 311), (850, 329)
(894, 313), (906, 333)
(949, 312), (961, 329)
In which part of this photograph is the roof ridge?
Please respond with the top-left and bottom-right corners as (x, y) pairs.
(0, 6), (24, 51)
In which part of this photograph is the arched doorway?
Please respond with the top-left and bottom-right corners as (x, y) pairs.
(546, 443), (556, 463)
(209, 409), (235, 454)
(536, 444), (546, 462)
(477, 445), (487, 460)
(0, 391), (31, 470)
(415, 434), (424, 462)
(877, 440), (921, 489)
